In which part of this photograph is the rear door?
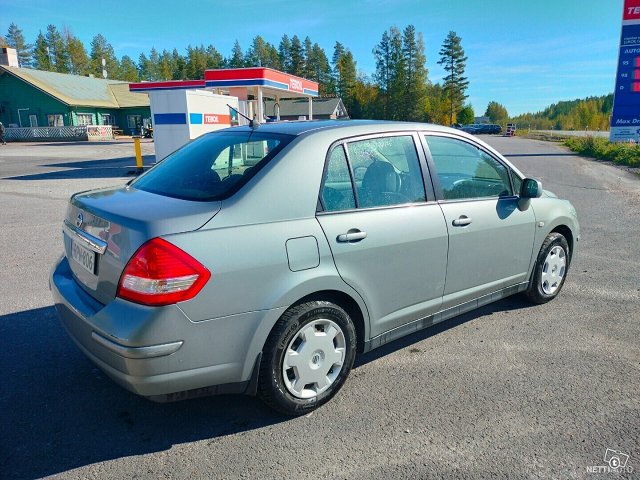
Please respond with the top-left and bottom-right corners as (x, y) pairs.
(422, 134), (536, 307)
(316, 133), (448, 338)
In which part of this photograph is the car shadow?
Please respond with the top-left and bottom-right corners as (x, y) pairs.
(0, 296), (533, 479)
(355, 295), (533, 367)
(4, 156), (156, 181)
(0, 306), (287, 479)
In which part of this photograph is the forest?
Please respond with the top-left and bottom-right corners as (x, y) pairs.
(2, 23), (613, 129)
(2, 23), (471, 125)
(510, 95), (613, 131)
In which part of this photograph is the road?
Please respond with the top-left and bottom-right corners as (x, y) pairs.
(0, 136), (638, 479)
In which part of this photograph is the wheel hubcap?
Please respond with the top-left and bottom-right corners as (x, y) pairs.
(282, 319), (346, 399)
(541, 245), (566, 295)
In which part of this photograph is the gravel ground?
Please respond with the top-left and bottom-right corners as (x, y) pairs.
(0, 136), (638, 480)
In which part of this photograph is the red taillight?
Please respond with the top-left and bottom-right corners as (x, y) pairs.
(117, 238), (211, 306)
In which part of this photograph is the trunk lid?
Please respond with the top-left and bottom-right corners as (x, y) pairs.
(63, 185), (220, 305)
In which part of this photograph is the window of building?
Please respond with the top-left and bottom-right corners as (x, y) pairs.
(76, 114), (94, 126)
(47, 114), (64, 127)
(101, 114), (114, 125)
(29, 115), (38, 127)
(127, 115), (142, 129)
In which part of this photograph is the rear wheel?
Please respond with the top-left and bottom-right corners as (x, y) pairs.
(258, 301), (357, 416)
(525, 232), (570, 304)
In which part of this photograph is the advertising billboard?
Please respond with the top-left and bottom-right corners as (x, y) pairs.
(610, 0), (640, 142)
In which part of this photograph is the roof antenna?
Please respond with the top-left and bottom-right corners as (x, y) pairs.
(227, 104), (259, 129)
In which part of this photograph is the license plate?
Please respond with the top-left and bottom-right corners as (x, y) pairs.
(71, 238), (96, 275)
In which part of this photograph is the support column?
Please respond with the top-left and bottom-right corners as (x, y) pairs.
(257, 87), (264, 122)
(308, 97), (313, 120)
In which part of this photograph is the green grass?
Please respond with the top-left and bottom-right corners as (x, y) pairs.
(564, 136), (640, 168)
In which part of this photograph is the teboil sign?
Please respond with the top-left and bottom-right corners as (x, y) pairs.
(610, 0), (640, 142)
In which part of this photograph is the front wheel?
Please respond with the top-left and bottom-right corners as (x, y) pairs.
(524, 232), (570, 304)
(258, 301), (357, 416)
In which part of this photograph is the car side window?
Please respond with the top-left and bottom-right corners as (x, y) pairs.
(320, 145), (357, 212)
(346, 136), (426, 208)
(424, 136), (513, 200)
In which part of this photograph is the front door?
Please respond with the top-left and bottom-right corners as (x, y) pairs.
(316, 134), (448, 338)
(423, 134), (536, 307)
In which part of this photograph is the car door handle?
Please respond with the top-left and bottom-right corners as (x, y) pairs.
(452, 215), (472, 227)
(337, 230), (367, 243)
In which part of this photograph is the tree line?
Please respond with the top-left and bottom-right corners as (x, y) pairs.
(3, 22), (475, 124)
(510, 95), (613, 131)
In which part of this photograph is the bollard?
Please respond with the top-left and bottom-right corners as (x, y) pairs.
(133, 136), (143, 174)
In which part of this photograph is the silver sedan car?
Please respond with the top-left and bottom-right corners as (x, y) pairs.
(51, 120), (579, 415)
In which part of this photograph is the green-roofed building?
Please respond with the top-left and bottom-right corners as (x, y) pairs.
(0, 65), (150, 133)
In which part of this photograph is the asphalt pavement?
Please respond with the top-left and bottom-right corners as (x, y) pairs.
(0, 136), (638, 479)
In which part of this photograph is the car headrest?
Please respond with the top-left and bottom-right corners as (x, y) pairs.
(362, 161), (399, 193)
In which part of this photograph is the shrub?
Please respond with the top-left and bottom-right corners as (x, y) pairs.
(564, 136), (640, 167)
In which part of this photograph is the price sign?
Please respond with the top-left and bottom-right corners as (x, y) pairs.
(610, 0), (640, 141)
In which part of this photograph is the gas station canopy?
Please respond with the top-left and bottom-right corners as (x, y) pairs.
(130, 67), (319, 121)
(205, 67), (318, 97)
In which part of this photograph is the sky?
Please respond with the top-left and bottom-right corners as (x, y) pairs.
(0, 0), (625, 116)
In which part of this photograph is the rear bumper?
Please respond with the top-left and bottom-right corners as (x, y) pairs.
(50, 255), (283, 397)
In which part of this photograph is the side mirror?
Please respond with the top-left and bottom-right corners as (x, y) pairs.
(520, 178), (543, 198)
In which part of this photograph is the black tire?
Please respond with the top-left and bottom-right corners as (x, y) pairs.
(524, 232), (570, 304)
(258, 301), (357, 416)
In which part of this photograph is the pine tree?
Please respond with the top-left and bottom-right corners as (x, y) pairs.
(89, 34), (119, 79)
(138, 52), (151, 79)
(158, 50), (174, 80)
(303, 36), (314, 78)
(335, 49), (357, 114)
(45, 25), (70, 73)
(185, 45), (207, 79)
(289, 35), (305, 76)
(246, 35), (268, 67)
(309, 43), (333, 95)
(63, 28), (90, 75)
(332, 41), (345, 89)
(205, 45), (224, 70)
(148, 47), (161, 80)
(373, 32), (391, 116)
(438, 31), (469, 125)
(264, 44), (280, 70)
(172, 48), (187, 79)
(6, 23), (33, 67)
(278, 35), (292, 72)
(228, 40), (244, 68)
(120, 55), (139, 82)
(33, 31), (52, 71)
(373, 27), (404, 120)
(402, 25), (429, 121)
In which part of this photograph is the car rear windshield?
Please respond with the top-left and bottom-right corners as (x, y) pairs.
(131, 131), (294, 201)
